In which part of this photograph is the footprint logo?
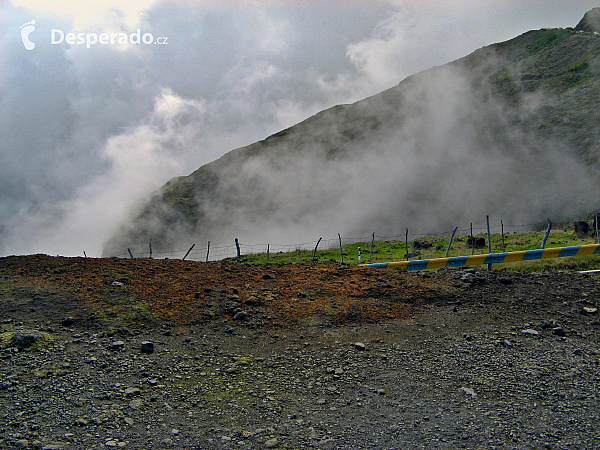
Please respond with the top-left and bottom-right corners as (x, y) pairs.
(20, 20), (36, 50)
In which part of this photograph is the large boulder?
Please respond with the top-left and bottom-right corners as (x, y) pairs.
(574, 220), (590, 238)
(412, 240), (432, 250)
(11, 330), (43, 350)
(466, 237), (486, 248)
(576, 8), (600, 33)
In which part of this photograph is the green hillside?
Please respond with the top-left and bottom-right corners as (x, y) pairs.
(104, 10), (600, 258)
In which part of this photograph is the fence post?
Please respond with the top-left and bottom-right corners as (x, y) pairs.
(358, 247), (361, 264)
(83, 251), (87, 258)
(182, 243), (195, 261)
(405, 228), (409, 261)
(338, 233), (344, 264)
(128, 248), (134, 259)
(149, 242), (153, 259)
(541, 218), (552, 249)
(501, 220), (505, 252)
(235, 238), (241, 263)
(312, 238), (322, 261)
(267, 244), (270, 263)
(370, 233), (374, 264)
(470, 223), (474, 255)
(446, 227), (458, 257)
(486, 216), (492, 271)
(206, 241), (210, 262)
(596, 213), (599, 244)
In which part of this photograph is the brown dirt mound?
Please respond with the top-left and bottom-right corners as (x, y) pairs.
(0, 255), (457, 328)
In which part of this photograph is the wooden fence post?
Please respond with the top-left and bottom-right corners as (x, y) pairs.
(206, 241), (210, 262)
(542, 218), (552, 249)
(405, 229), (409, 261)
(370, 233), (375, 264)
(149, 242), (153, 259)
(312, 238), (323, 261)
(128, 248), (134, 259)
(235, 238), (241, 263)
(338, 233), (344, 264)
(471, 223), (474, 255)
(486, 216), (492, 271)
(446, 227), (458, 257)
(182, 244), (195, 261)
(501, 220), (505, 252)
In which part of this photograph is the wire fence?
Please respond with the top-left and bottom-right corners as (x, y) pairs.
(107, 217), (600, 264)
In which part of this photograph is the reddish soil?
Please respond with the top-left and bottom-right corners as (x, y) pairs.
(0, 255), (457, 329)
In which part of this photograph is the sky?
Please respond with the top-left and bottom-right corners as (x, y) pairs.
(0, 0), (599, 256)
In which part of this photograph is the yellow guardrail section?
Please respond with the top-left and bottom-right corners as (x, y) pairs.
(360, 244), (600, 270)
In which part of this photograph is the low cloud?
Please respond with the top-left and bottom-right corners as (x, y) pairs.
(1, 0), (599, 256)
(170, 64), (600, 248)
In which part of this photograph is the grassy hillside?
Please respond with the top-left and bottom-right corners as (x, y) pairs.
(104, 21), (600, 258)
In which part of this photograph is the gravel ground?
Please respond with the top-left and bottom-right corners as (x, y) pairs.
(1, 258), (600, 449)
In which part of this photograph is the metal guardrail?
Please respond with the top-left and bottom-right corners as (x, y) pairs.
(361, 244), (600, 270)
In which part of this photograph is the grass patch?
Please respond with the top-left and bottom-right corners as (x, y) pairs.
(234, 357), (253, 365)
(1, 331), (54, 351)
(0, 331), (15, 348)
(112, 301), (159, 325)
(98, 297), (161, 327)
(231, 228), (600, 273)
(34, 364), (69, 378)
(568, 59), (590, 73)
(161, 182), (198, 219)
(525, 29), (572, 56)
(501, 255), (600, 273)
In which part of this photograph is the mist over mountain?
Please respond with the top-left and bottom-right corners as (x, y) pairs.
(103, 15), (600, 257)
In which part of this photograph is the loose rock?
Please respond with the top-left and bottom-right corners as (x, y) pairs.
(522, 329), (539, 337)
(11, 330), (43, 349)
(124, 387), (141, 398)
(265, 438), (279, 448)
(111, 340), (125, 351)
(141, 341), (154, 353)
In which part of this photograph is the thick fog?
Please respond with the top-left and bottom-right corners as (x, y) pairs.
(1, 0), (599, 256)
(112, 62), (598, 256)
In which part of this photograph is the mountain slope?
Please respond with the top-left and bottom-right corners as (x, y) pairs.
(103, 19), (600, 257)
(576, 6), (600, 32)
